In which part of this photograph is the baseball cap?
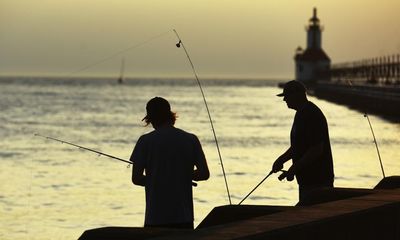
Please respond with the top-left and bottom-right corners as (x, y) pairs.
(142, 97), (171, 121)
(277, 80), (307, 97)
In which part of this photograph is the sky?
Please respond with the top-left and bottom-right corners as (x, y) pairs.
(1, 0), (399, 79)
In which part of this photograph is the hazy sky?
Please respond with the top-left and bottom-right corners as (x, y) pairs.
(1, 0), (399, 79)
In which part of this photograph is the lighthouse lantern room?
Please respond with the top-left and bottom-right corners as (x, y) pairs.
(295, 8), (330, 83)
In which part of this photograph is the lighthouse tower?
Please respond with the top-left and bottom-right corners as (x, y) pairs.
(294, 8), (330, 83)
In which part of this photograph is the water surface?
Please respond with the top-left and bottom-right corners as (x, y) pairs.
(1, 77), (399, 240)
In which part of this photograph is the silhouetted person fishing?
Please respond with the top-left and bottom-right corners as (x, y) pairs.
(272, 80), (334, 204)
(130, 97), (210, 229)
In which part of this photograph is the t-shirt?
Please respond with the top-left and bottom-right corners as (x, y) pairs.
(130, 126), (206, 225)
(290, 101), (334, 186)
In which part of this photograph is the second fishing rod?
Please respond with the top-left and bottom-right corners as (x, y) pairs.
(346, 80), (385, 178)
(173, 29), (232, 205)
(46, 29), (232, 203)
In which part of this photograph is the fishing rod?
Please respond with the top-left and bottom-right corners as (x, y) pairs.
(364, 114), (385, 178)
(238, 169), (287, 205)
(34, 133), (199, 187)
(173, 29), (232, 205)
(347, 80), (385, 178)
(34, 133), (132, 164)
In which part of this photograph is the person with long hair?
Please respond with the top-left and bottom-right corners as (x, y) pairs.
(130, 97), (209, 229)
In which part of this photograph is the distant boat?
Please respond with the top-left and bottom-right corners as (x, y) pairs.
(117, 58), (125, 84)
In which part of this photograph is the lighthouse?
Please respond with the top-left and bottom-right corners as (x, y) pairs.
(294, 8), (330, 83)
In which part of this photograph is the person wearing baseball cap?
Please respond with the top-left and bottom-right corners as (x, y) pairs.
(141, 96), (176, 127)
(272, 80), (334, 205)
(130, 97), (210, 229)
(276, 80), (306, 96)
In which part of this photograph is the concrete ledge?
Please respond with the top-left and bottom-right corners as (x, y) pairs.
(77, 186), (400, 240)
(154, 188), (400, 240)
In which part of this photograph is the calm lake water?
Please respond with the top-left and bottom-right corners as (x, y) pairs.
(1, 76), (399, 240)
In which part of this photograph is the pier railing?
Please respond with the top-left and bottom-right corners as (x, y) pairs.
(328, 54), (400, 85)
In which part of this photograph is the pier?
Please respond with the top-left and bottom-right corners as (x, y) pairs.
(328, 54), (400, 85)
(79, 185), (400, 240)
(312, 54), (400, 120)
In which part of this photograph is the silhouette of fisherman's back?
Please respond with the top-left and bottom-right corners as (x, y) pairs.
(130, 97), (209, 229)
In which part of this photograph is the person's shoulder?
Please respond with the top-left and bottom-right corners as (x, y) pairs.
(305, 101), (323, 114)
(138, 130), (156, 141)
(174, 127), (195, 136)
(305, 101), (317, 110)
(306, 101), (327, 122)
(174, 127), (198, 140)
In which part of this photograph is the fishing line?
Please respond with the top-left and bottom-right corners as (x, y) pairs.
(347, 80), (385, 178)
(173, 29), (232, 205)
(67, 30), (171, 76)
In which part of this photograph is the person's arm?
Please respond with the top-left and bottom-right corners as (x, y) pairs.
(281, 108), (327, 181)
(272, 146), (293, 173)
(284, 109), (327, 180)
(132, 163), (146, 187)
(192, 136), (210, 181)
(130, 136), (146, 187)
(193, 158), (210, 181)
(281, 142), (324, 181)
